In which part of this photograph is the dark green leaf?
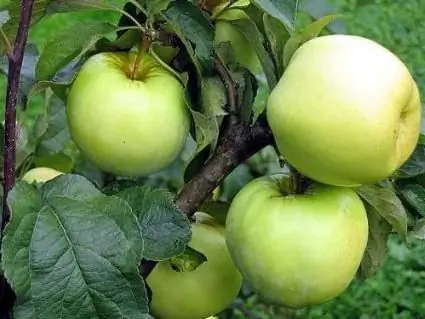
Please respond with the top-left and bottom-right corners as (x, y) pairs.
(418, 133), (425, 145)
(221, 14), (277, 88)
(2, 177), (149, 318)
(357, 184), (408, 238)
(393, 144), (425, 179)
(0, 0), (50, 54)
(146, 0), (172, 16)
(189, 107), (219, 155)
(398, 184), (425, 217)
(167, 246), (207, 272)
(233, 68), (258, 124)
(251, 0), (298, 30)
(33, 91), (70, 156)
(0, 44), (39, 102)
(283, 14), (339, 67)
(46, 0), (125, 13)
(221, 164), (254, 201)
(358, 204), (392, 279)
(36, 20), (115, 81)
(163, 0), (214, 75)
(263, 14), (290, 76)
(356, 0), (375, 7)
(184, 147), (210, 183)
(300, 0), (346, 34)
(410, 218), (425, 240)
(116, 186), (191, 261)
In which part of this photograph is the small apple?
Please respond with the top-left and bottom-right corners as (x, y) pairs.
(267, 34), (421, 187)
(66, 50), (190, 177)
(214, 7), (262, 75)
(225, 174), (369, 308)
(21, 167), (64, 183)
(147, 212), (243, 319)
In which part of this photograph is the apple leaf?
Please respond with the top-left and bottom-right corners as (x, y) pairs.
(263, 14), (291, 76)
(358, 204), (392, 279)
(167, 246), (207, 272)
(2, 175), (150, 318)
(232, 68), (258, 124)
(283, 14), (339, 67)
(46, 0), (126, 13)
(221, 16), (277, 89)
(162, 0), (214, 76)
(410, 218), (425, 240)
(184, 146), (211, 183)
(188, 105), (219, 156)
(115, 186), (192, 262)
(32, 91), (70, 157)
(0, 0), (50, 54)
(0, 44), (39, 105)
(397, 184), (425, 217)
(35, 20), (115, 81)
(357, 184), (408, 238)
(355, 0), (375, 7)
(300, 0), (346, 34)
(145, 0), (173, 16)
(200, 76), (228, 118)
(418, 133), (425, 145)
(392, 144), (425, 179)
(250, 0), (298, 31)
(199, 200), (230, 226)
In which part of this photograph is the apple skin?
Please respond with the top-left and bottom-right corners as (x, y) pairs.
(225, 175), (369, 308)
(146, 212), (243, 319)
(66, 51), (190, 177)
(214, 8), (262, 75)
(267, 34), (421, 187)
(21, 167), (63, 183)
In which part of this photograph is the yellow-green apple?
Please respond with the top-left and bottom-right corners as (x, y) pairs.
(147, 212), (243, 319)
(267, 34), (421, 187)
(21, 167), (64, 183)
(214, 6), (262, 75)
(66, 51), (189, 177)
(225, 174), (369, 308)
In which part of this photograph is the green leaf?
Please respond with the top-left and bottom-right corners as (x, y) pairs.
(300, 0), (346, 34)
(2, 175), (150, 318)
(355, 0), (375, 7)
(418, 133), (425, 145)
(393, 144), (425, 179)
(162, 0), (215, 76)
(33, 91), (70, 157)
(263, 14), (291, 76)
(189, 107), (219, 155)
(0, 0), (50, 54)
(46, 0), (125, 13)
(398, 184), (425, 217)
(221, 14), (277, 89)
(358, 205), (392, 279)
(233, 68), (258, 124)
(35, 20), (115, 81)
(146, 0), (173, 16)
(251, 0), (298, 30)
(410, 218), (425, 240)
(184, 147), (210, 183)
(357, 184), (408, 238)
(200, 76), (228, 117)
(199, 201), (230, 226)
(0, 44), (39, 103)
(283, 14), (339, 67)
(167, 246), (207, 272)
(116, 186), (191, 261)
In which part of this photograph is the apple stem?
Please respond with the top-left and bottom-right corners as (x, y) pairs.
(0, 0), (36, 314)
(131, 35), (151, 80)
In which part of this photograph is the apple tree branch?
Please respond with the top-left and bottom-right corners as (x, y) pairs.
(0, 0), (36, 314)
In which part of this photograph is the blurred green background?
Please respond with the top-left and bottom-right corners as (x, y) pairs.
(2, 0), (425, 318)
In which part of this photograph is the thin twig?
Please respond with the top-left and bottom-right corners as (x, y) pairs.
(1, 0), (36, 313)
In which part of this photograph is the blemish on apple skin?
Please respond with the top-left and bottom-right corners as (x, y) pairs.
(122, 140), (126, 144)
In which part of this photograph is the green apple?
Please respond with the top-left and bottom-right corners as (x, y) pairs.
(267, 34), (421, 187)
(225, 174), (369, 308)
(147, 212), (243, 319)
(214, 7), (262, 75)
(21, 167), (64, 183)
(66, 51), (190, 177)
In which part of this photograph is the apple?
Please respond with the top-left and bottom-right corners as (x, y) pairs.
(225, 174), (369, 308)
(267, 34), (421, 187)
(66, 51), (190, 177)
(21, 167), (64, 183)
(147, 212), (243, 319)
(214, 7), (262, 75)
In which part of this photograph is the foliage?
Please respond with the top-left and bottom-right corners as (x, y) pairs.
(0, 0), (424, 318)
